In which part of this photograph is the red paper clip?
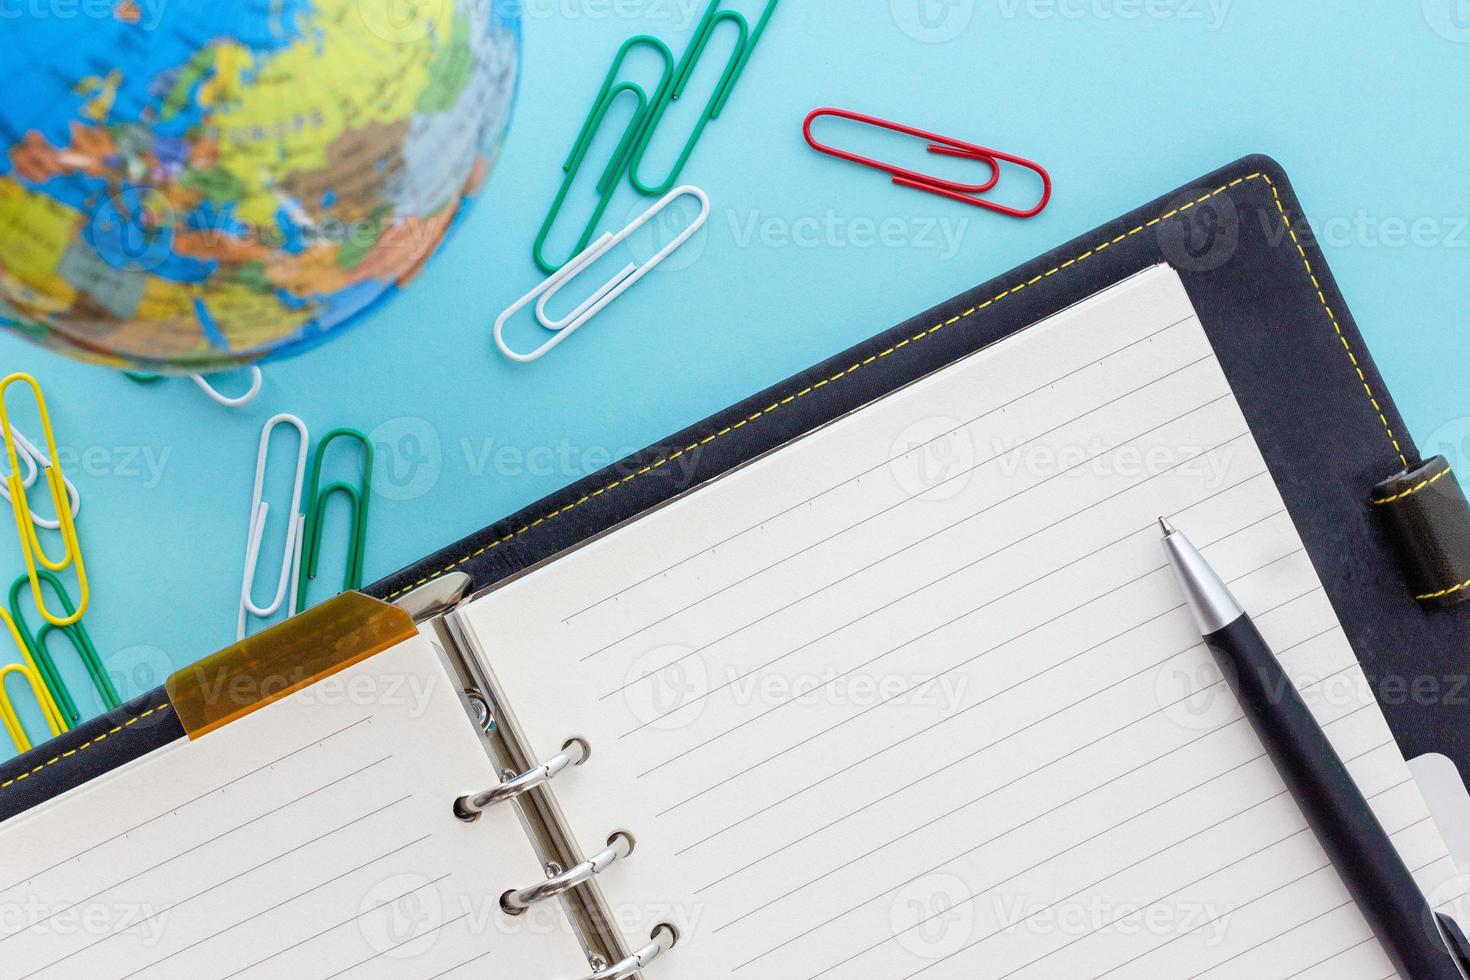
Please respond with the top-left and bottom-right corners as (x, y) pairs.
(803, 107), (1052, 218)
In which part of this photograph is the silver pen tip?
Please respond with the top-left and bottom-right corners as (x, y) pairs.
(1158, 517), (1177, 537)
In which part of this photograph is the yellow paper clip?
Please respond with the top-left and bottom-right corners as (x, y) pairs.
(1, 374), (89, 627)
(0, 609), (67, 754)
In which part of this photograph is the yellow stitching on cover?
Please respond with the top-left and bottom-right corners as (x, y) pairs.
(0, 704), (172, 794)
(1372, 465), (1454, 505)
(1417, 578), (1470, 602)
(1257, 178), (1408, 469)
(387, 172), (1406, 601)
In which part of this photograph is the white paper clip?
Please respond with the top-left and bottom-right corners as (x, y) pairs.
(125, 366), (264, 409)
(495, 185), (711, 364)
(193, 367), (264, 408)
(238, 413), (309, 640)
(0, 427), (81, 531)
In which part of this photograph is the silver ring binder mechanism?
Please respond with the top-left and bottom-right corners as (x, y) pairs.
(456, 737), (590, 818)
(398, 574), (676, 979)
(582, 926), (677, 980)
(503, 832), (634, 914)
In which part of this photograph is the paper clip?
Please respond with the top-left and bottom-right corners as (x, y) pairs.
(498, 186), (711, 364)
(0, 426), (80, 532)
(9, 571), (119, 726)
(238, 414), (309, 640)
(802, 107), (1052, 217)
(625, 0), (779, 197)
(0, 374), (89, 627)
(295, 428), (373, 612)
(534, 36), (676, 273)
(192, 368), (263, 408)
(0, 608), (67, 754)
(125, 367), (264, 409)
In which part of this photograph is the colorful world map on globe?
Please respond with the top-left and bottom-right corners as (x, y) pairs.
(0, 0), (520, 371)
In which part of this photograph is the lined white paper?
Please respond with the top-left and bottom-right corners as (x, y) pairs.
(461, 266), (1469, 980)
(0, 636), (586, 980)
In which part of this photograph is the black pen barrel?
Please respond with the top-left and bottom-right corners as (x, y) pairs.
(1205, 615), (1463, 980)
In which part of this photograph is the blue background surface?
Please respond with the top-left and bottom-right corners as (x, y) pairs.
(1, 1), (1467, 747)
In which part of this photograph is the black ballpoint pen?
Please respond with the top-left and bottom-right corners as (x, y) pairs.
(1159, 518), (1470, 980)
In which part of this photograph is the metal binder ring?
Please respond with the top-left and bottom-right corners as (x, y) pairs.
(579, 924), (677, 980)
(502, 833), (634, 915)
(456, 738), (589, 820)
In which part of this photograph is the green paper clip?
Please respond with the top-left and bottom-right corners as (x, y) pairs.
(625, 0), (779, 197)
(8, 571), (120, 726)
(295, 429), (374, 612)
(534, 35), (675, 274)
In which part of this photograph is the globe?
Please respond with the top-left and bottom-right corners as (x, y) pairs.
(0, 0), (520, 372)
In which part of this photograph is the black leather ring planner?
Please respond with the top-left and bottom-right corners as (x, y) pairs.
(4, 154), (1467, 874)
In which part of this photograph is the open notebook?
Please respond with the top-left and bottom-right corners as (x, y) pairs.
(2, 267), (1464, 980)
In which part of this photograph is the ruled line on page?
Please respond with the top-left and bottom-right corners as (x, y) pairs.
(1281, 938), (1378, 980)
(422, 950), (497, 980)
